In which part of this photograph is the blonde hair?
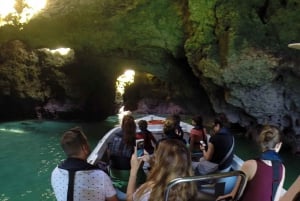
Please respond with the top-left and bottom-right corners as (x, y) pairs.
(258, 125), (281, 151)
(135, 139), (197, 201)
(163, 117), (176, 135)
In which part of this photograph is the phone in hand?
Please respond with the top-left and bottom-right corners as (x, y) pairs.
(136, 139), (145, 158)
(200, 140), (206, 146)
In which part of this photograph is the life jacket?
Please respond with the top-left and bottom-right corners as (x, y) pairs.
(59, 158), (100, 201)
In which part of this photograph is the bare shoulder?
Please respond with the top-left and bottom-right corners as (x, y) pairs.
(241, 159), (257, 180)
(241, 160), (256, 171)
(243, 159), (257, 166)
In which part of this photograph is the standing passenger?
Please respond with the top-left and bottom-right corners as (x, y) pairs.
(51, 127), (118, 201)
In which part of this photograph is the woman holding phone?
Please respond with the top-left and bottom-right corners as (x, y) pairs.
(107, 115), (146, 199)
(126, 139), (198, 201)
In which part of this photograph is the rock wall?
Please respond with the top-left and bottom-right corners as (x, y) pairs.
(0, 0), (299, 144)
(185, 0), (300, 136)
(0, 40), (117, 121)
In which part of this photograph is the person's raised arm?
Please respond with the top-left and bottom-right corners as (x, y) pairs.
(201, 142), (214, 161)
(126, 148), (143, 201)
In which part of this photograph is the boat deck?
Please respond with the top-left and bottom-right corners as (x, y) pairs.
(87, 115), (249, 201)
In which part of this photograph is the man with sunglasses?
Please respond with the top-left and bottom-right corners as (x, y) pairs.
(51, 127), (118, 201)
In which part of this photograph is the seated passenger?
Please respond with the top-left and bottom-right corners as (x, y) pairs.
(51, 127), (118, 201)
(171, 114), (185, 142)
(160, 116), (186, 144)
(195, 116), (236, 194)
(189, 115), (207, 153)
(217, 125), (285, 201)
(107, 115), (146, 198)
(126, 139), (198, 201)
(199, 117), (234, 171)
(136, 120), (157, 154)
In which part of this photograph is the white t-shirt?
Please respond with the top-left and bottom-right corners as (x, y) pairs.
(51, 167), (116, 201)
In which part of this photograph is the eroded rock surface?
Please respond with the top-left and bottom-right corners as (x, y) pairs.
(0, 1), (300, 147)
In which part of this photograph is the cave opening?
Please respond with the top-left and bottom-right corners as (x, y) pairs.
(115, 69), (198, 116)
(115, 69), (135, 112)
(0, 0), (47, 27)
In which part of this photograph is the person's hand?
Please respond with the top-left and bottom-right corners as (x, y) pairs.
(199, 144), (206, 151)
(141, 150), (150, 162)
(216, 194), (233, 201)
(130, 147), (143, 174)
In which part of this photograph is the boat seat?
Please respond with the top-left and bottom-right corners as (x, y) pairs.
(197, 168), (237, 197)
(164, 171), (247, 201)
(280, 176), (300, 201)
(191, 152), (204, 161)
(190, 165), (238, 195)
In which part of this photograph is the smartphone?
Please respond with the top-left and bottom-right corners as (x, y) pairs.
(200, 140), (206, 146)
(136, 139), (145, 158)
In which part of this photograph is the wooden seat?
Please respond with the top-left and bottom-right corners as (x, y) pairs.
(164, 171), (247, 201)
(280, 176), (300, 201)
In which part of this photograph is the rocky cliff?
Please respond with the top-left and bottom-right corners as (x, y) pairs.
(0, 0), (299, 147)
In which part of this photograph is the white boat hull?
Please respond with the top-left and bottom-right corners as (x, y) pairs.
(87, 115), (244, 170)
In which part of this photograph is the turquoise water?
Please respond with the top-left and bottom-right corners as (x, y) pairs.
(0, 119), (116, 201)
(0, 118), (299, 200)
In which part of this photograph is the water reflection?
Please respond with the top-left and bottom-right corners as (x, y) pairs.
(0, 128), (26, 134)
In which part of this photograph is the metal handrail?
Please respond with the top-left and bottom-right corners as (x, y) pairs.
(164, 170), (247, 201)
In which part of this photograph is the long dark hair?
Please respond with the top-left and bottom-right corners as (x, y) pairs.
(121, 115), (136, 146)
(192, 115), (203, 128)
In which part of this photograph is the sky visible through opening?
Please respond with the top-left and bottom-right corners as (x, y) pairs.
(116, 69), (135, 121)
(0, 0), (47, 27)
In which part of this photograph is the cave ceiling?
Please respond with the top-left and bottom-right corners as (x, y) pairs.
(0, 0), (300, 133)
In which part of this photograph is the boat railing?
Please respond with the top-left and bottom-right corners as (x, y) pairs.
(164, 170), (247, 201)
(87, 127), (121, 165)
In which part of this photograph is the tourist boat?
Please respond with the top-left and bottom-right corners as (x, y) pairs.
(87, 114), (250, 200)
(87, 114), (244, 170)
(87, 114), (299, 200)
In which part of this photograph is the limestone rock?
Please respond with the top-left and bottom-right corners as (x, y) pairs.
(0, 0), (299, 146)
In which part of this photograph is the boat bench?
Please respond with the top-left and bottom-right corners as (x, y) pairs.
(164, 171), (247, 201)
